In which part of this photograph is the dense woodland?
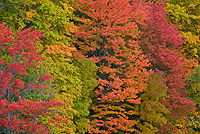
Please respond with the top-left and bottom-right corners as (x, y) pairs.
(0, 0), (200, 133)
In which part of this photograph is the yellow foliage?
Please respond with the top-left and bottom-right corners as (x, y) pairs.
(25, 9), (37, 23)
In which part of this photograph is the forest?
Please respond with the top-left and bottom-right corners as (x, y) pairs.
(0, 0), (199, 133)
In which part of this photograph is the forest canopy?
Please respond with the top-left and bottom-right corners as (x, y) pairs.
(0, 0), (200, 133)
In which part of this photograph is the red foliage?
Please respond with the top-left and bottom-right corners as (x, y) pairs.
(76, 0), (150, 133)
(136, 0), (197, 132)
(0, 23), (66, 133)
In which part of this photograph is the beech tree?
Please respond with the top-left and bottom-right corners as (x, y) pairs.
(185, 65), (200, 132)
(165, 0), (200, 61)
(135, 71), (169, 134)
(0, 23), (68, 133)
(72, 58), (99, 133)
(75, 0), (150, 133)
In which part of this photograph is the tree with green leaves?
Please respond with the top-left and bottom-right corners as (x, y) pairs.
(136, 71), (169, 134)
(72, 58), (99, 133)
(0, 0), (85, 133)
(0, 23), (68, 134)
(164, 0), (200, 132)
(165, 0), (200, 61)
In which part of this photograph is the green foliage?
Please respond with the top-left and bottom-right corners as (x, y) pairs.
(165, 0), (200, 132)
(72, 58), (99, 133)
(187, 65), (200, 132)
(0, 0), (199, 133)
(0, 23), (68, 133)
(0, 0), (85, 133)
(35, 54), (82, 133)
(165, 0), (200, 61)
(0, 0), (29, 30)
(136, 72), (169, 134)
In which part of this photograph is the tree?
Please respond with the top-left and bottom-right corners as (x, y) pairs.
(135, 71), (169, 134)
(165, 0), (200, 61)
(72, 58), (99, 133)
(75, 0), (150, 133)
(185, 65), (200, 132)
(137, 0), (197, 133)
(164, 1), (200, 132)
(0, 1), (85, 133)
(0, 23), (67, 133)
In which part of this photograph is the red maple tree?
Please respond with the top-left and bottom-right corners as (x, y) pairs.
(0, 23), (68, 134)
(75, 0), (150, 133)
(136, 1), (197, 132)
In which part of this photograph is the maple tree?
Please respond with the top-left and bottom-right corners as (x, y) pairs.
(1, 0), (199, 133)
(136, 0), (197, 133)
(164, 1), (200, 132)
(0, 1), (86, 133)
(0, 0), (77, 62)
(75, 0), (150, 133)
(0, 23), (69, 133)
